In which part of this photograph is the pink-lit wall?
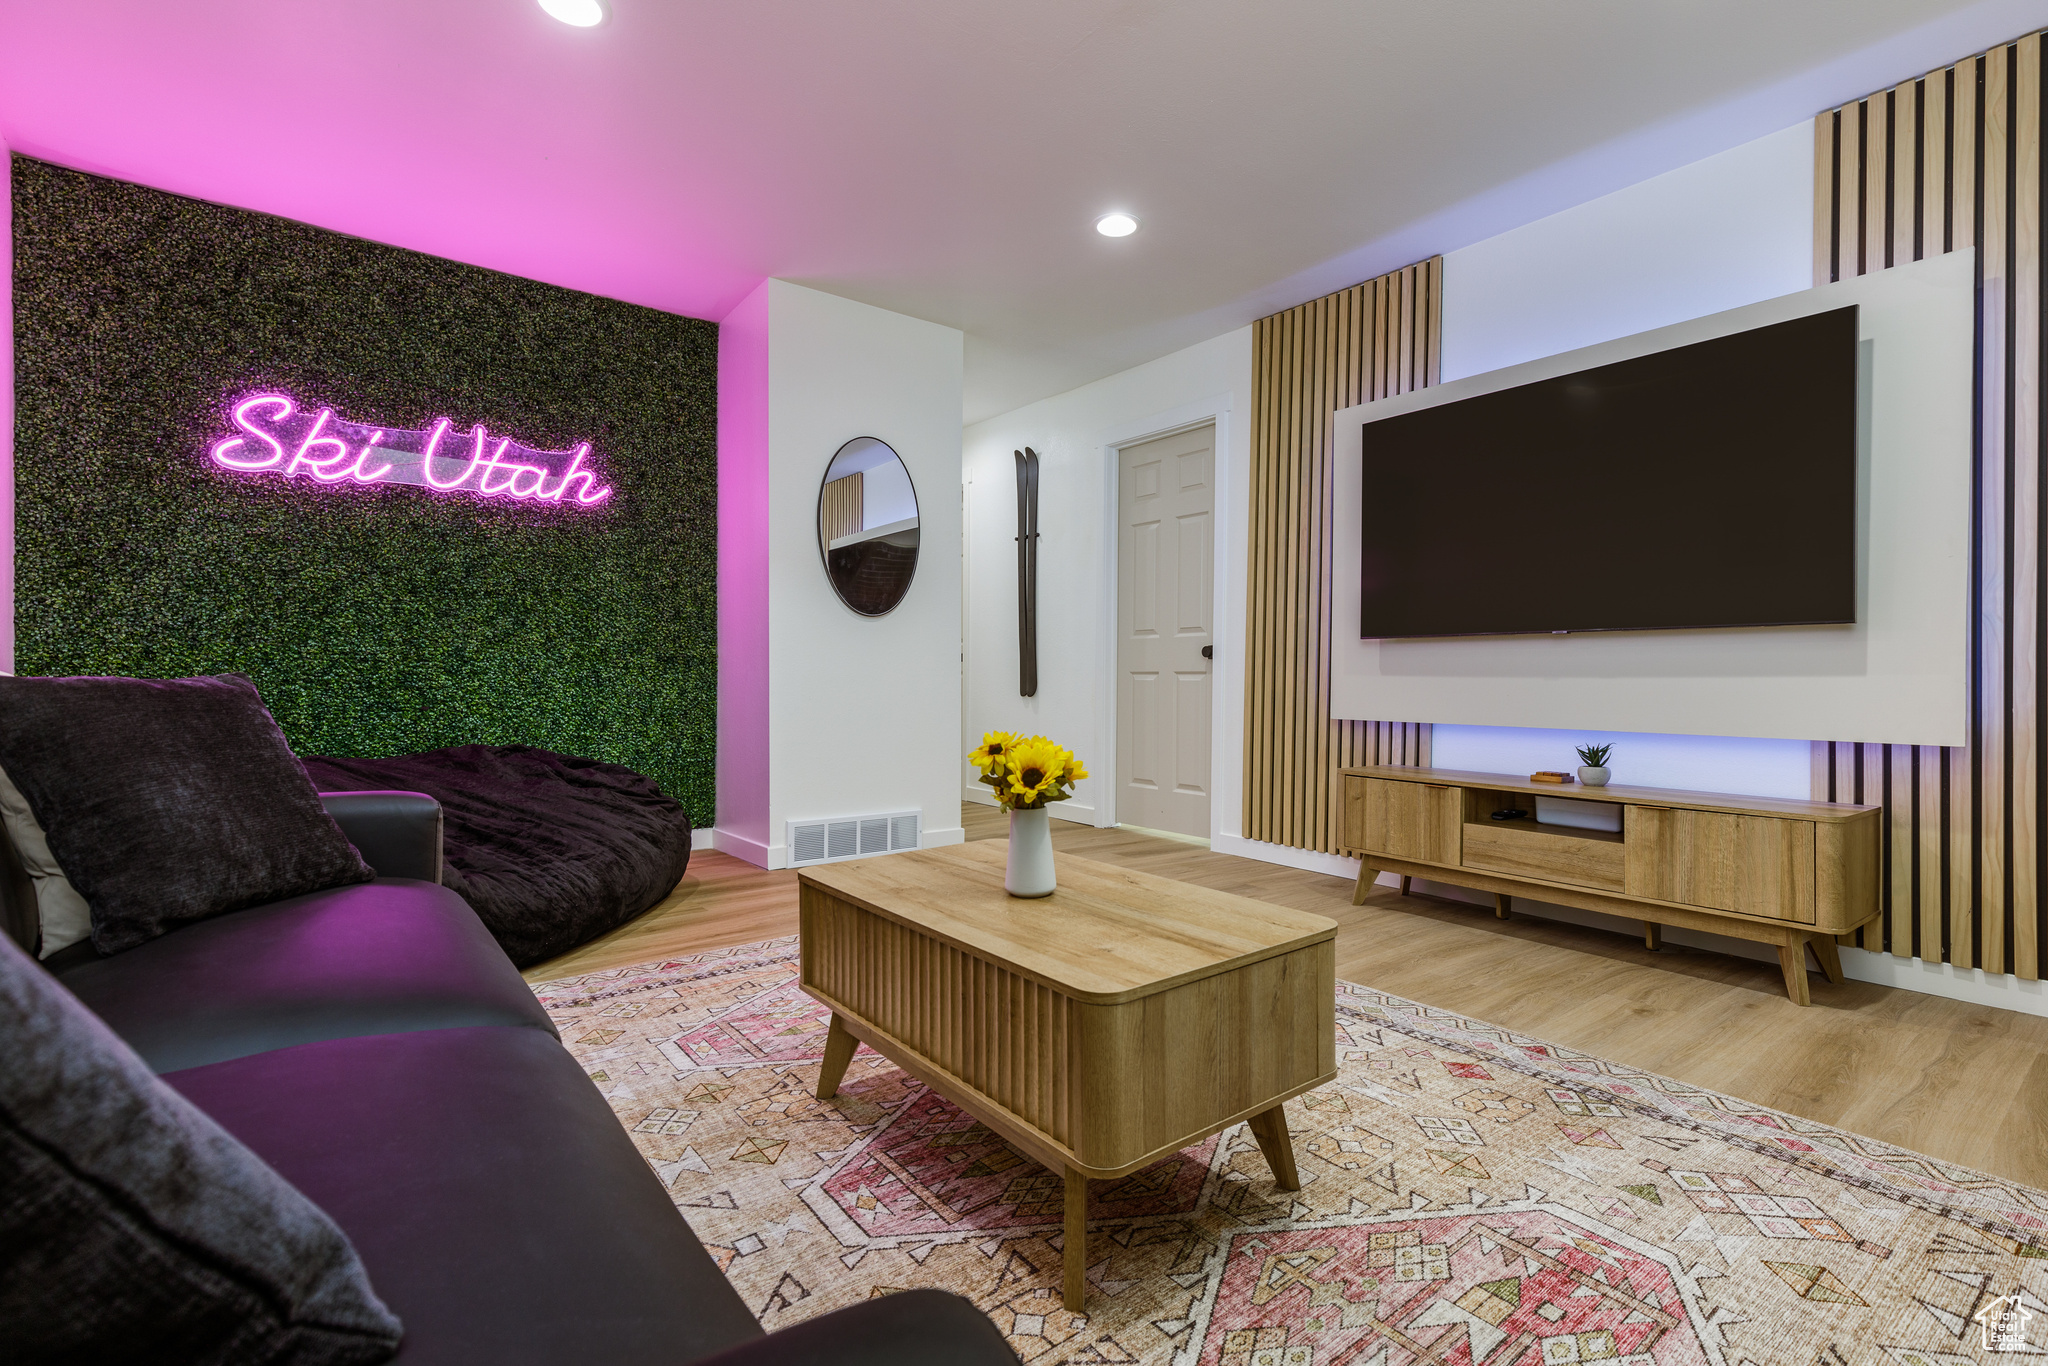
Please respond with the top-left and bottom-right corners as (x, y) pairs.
(1, 146), (13, 673)
(715, 281), (772, 860)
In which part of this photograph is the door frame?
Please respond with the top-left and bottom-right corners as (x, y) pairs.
(1092, 395), (1235, 834)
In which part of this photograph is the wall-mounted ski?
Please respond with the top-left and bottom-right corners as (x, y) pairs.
(1014, 446), (1040, 697)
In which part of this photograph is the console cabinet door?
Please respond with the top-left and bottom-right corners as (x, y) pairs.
(1340, 775), (1368, 853)
(1626, 808), (1815, 922)
(1362, 779), (1459, 864)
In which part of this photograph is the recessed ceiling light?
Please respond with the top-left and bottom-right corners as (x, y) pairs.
(539, 0), (606, 26)
(1095, 213), (1139, 238)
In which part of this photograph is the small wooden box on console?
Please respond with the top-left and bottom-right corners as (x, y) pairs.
(1337, 766), (1881, 1005)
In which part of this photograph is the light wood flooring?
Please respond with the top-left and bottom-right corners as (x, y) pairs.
(528, 803), (2048, 1190)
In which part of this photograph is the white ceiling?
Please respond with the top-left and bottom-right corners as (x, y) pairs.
(844, 0), (2042, 421)
(4, 1), (2045, 422)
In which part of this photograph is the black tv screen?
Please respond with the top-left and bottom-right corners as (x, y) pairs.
(1358, 305), (1859, 638)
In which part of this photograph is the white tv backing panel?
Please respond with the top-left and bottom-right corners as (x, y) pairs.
(1330, 250), (1972, 747)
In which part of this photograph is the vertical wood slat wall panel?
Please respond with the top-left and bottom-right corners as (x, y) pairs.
(1892, 83), (1908, 261)
(1983, 43), (2010, 978)
(1244, 259), (1441, 853)
(1814, 34), (2048, 980)
(2016, 40), (2042, 978)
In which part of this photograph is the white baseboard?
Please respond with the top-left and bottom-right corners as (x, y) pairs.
(711, 827), (773, 869)
(921, 826), (966, 850)
(690, 828), (713, 851)
(1211, 839), (2048, 1019)
(1836, 946), (2048, 1016)
(1212, 833), (1366, 881)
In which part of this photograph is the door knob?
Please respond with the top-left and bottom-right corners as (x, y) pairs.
(1201, 646), (1213, 659)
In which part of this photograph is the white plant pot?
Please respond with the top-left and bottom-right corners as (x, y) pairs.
(1578, 766), (1611, 787)
(1005, 806), (1057, 898)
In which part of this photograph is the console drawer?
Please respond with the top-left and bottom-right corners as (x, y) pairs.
(1462, 821), (1626, 892)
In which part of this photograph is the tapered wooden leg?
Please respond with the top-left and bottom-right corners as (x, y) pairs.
(1494, 893), (1512, 921)
(1810, 935), (1844, 985)
(1643, 922), (1661, 952)
(1247, 1103), (1301, 1191)
(1775, 943), (1812, 1006)
(816, 1013), (858, 1099)
(1399, 876), (1412, 897)
(1351, 864), (1377, 906)
(1063, 1168), (1088, 1312)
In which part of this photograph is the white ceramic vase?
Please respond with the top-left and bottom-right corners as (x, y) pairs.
(1578, 766), (1611, 787)
(1006, 806), (1057, 897)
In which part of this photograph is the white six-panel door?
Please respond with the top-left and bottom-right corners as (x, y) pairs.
(1116, 425), (1214, 837)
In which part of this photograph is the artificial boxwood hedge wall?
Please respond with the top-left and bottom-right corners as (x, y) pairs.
(9, 157), (717, 823)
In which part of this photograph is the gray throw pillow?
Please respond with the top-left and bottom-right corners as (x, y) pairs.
(0, 763), (93, 958)
(0, 674), (374, 954)
(0, 930), (403, 1363)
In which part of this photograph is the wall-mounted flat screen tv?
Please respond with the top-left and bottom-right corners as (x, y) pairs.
(1358, 305), (1859, 638)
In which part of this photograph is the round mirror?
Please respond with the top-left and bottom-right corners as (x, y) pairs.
(818, 437), (920, 616)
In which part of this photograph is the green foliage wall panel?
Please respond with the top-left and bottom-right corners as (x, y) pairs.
(9, 157), (717, 823)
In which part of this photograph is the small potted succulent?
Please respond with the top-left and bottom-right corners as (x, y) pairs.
(1575, 743), (1613, 788)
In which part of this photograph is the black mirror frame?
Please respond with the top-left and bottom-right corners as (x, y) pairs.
(816, 436), (920, 618)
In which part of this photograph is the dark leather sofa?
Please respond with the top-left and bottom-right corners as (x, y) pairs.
(12, 791), (1017, 1366)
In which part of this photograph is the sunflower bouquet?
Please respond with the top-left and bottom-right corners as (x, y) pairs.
(969, 732), (1088, 811)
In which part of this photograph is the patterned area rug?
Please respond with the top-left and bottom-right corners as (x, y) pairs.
(532, 937), (2048, 1364)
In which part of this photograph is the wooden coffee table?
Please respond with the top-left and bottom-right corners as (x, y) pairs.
(798, 840), (1337, 1311)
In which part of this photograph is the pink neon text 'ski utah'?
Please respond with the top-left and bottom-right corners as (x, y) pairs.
(208, 393), (615, 507)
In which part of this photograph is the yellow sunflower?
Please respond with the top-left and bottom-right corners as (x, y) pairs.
(1063, 755), (1090, 784)
(968, 731), (1018, 772)
(1004, 737), (1069, 806)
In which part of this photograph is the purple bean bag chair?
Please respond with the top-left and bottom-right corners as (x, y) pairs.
(300, 745), (691, 967)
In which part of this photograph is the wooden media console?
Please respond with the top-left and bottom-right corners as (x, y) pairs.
(1338, 766), (1881, 1004)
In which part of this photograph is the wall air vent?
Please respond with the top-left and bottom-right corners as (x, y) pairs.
(786, 810), (921, 868)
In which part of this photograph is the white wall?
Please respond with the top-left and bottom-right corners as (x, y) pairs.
(1427, 122), (1827, 800)
(1441, 123), (1817, 382)
(1405, 122), (2042, 1017)
(961, 328), (1252, 832)
(859, 458), (917, 529)
(959, 126), (1826, 853)
(1335, 252), (1976, 747)
(717, 280), (965, 868)
(958, 113), (2048, 1017)
(955, 126), (1827, 849)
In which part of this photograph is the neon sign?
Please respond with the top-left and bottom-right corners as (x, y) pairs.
(208, 393), (614, 507)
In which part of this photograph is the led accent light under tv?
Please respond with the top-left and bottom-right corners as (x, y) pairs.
(1357, 305), (1859, 640)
